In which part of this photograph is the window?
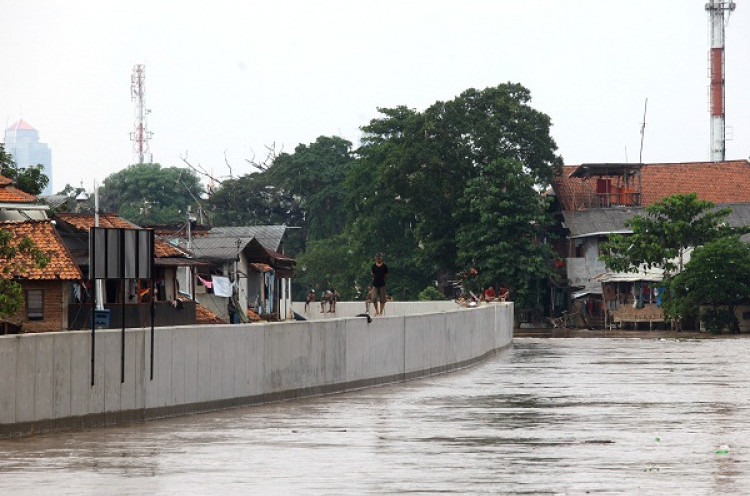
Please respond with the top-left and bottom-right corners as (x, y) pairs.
(26, 290), (44, 320)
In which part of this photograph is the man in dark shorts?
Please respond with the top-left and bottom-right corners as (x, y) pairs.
(371, 252), (389, 316)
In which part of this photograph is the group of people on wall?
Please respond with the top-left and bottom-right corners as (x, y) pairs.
(304, 252), (391, 316)
(304, 254), (512, 313)
(457, 285), (510, 308)
(305, 288), (340, 313)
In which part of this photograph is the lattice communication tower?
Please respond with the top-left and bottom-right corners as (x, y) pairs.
(130, 64), (153, 164)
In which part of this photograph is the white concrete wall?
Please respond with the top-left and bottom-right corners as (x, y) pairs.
(0, 302), (513, 437)
(293, 300), (460, 320)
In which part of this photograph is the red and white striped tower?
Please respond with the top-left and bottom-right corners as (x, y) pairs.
(705, 1), (735, 162)
(130, 64), (153, 164)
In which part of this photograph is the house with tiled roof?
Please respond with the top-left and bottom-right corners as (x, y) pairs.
(174, 225), (295, 322)
(0, 174), (49, 221)
(549, 159), (750, 329)
(51, 212), (213, 329)
(0, 220), (82, 333)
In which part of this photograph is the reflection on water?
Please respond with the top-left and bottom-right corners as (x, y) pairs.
(2, 338), (750, 495)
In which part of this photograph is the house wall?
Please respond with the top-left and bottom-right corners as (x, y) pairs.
(11, 280), (69, 333)
(237, 252), (249, 316)
(0, 302), (513, 438)
(566, 237), (607, 291)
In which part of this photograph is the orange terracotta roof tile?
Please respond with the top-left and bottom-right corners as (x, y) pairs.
(54, 212), (137, 230)
(553, 160), (750, 211)
(0, 175), (13, 186)
(0, 221), (82, 280)
(53, 213), (186, 258)
(196, 303), (227, 324)
(0, 183), (38, 203)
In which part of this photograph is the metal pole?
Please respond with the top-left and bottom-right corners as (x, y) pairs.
(90, 227), (96, 386)
(150, 230), (155, 381)
(120, 229), (126, 384)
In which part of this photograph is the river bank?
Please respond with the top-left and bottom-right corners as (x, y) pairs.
(514, 327), (749, 339)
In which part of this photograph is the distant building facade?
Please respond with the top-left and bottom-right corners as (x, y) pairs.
(4, 119), (53, 195)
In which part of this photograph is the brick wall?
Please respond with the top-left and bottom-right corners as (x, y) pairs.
(11, 280), (68, 333)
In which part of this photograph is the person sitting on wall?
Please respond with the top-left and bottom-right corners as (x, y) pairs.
(321, 289), (332, 313)
(305, 288), (316, 312)
(484, 286), (496, 301)
(328, 289), (339, 313)
(497, 286), (509, 302)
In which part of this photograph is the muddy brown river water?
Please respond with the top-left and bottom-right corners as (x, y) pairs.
(1, 337), (749, 495)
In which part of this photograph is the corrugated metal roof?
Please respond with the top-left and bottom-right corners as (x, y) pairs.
(562, 203), (750, 239)
(187, 236), (247, 260)
(207, 225), (286, 252)
(562, 208), (639, 238)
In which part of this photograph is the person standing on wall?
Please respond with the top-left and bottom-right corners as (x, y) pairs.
(371, 252), (389, 316)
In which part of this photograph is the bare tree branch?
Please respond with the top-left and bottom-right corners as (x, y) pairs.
(180, 151), (225, 185)
(244, 142), (282, 172)
(223, 150), (233, 179)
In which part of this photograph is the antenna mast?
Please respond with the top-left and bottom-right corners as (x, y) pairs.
(639, 98), (648, 163)
(130, 64), (153, 164)
(705, 0), (735, 162)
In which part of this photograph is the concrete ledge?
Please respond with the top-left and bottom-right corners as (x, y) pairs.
(0, 303), (513, 438)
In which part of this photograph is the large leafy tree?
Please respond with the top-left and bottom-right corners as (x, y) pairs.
(601, 193), (748, 329)
(345, 83), (562, 297)
(666, 236), (750, 333)
(209, 172), (302, 227)
(0, 144), (49, 196)
(99, 163), (203, 225)
(264, 136), (355, 241)
(455, 158), (555, 308)
(293, 235), (363, 299)
(601, 193), (736, 275)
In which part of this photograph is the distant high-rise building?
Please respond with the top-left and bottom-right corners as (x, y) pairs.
(3, 119), (53, 195)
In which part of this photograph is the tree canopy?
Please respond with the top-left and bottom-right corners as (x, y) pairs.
(666, 236), (750, 332)
(264, 136), (355, 241)
(0, 144), (50, 196)
(601, 193), (734, 275)
(342, 83), (562, 302)
(99, 163), (203, 225)
(454, 158), (555, 307)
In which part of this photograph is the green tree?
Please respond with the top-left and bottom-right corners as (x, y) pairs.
(209, 172), (302, 226)
(0, 144), (49, 196)
(99, 163), (203, 225)
(346, 83), (562, 297)
(601, 193), (734, 275)
(207, 171), (306, 256)
(265, 136), (355, 241)
(666, 236), (750, 333)
(293, 235), (364, 300)
(0, 229), (49, 323)
(418, 285), (445, 301)
(455, 158), (555, 308)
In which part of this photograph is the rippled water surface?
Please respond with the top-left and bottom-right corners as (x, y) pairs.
(2, 337), (750, 495)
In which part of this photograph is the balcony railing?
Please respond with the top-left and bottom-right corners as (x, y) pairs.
(578, 191), (641, 209)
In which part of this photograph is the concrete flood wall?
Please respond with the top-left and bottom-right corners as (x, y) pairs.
(0, 303), (513, 438)
(292, 300), (460, 320)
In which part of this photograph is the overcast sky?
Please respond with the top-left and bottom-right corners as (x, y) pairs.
(2, 1), (749, 194)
